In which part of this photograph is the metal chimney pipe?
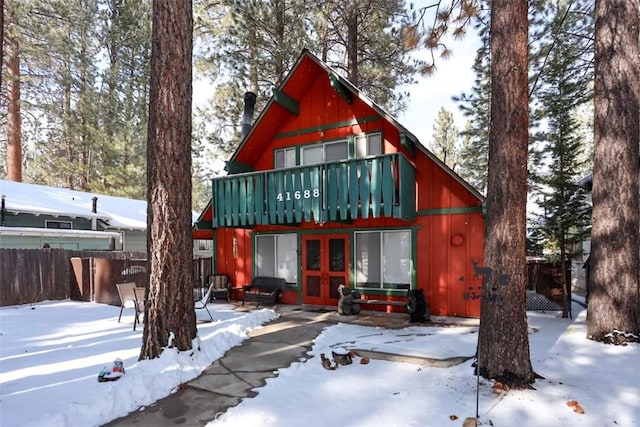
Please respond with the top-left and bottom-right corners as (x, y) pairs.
(240, 91), (257, 141)
(91, 197), (98, 230)
(1, 195), (6, 226)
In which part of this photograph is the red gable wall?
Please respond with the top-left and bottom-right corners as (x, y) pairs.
(210, 51), (485, 317)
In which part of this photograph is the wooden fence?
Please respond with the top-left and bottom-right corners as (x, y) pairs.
(0, 249), (212, 307)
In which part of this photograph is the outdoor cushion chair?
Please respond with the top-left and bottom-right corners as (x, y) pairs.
(195, 282), (215, 322)
(207, 274), (231, 302)
(116, 282), (144, 330)
(132, 286), (146, 331)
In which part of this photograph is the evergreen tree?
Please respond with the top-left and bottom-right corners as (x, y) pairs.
(93, 0), (151, 198)
(453, 11), (490, 194)
(478, 0), (535, 387)
(141, 0), (196, 359)
(193, 0), (310, 158)
(310, 0), (423, 115)
(4, 0), (22, 181)
(1, 0), (152, 198)
(430, 106), (460, 171)
(19, 0), (103, 190)
(192, 0), (423, 169)
(529, 0), (593, 317)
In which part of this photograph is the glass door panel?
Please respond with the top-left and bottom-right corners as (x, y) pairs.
(302, 234), (349, 306)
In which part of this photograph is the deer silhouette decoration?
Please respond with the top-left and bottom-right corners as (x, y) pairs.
(471, 258), (493, 284)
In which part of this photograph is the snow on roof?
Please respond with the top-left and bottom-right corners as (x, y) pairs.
(1, 180), (198, 231)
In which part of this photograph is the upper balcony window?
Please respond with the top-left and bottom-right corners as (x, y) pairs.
(275, 147), (296, 169)
(301, 140), (348, 165)
(355, 132), (382, 157)
(275, 132), (383, 170)
(45, 220), (72, 229)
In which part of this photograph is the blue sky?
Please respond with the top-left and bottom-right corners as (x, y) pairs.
(399, 30), (482, 149)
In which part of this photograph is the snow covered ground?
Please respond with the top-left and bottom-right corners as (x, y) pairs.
(0, 300), (638, 427)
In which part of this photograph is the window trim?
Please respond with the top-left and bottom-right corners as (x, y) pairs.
(274, 147), (297, 169)
(354, 229), (412, 291)
(254, 233), (298, 285)
(354, 132), (383, 158)
(45, 220), (73, 230)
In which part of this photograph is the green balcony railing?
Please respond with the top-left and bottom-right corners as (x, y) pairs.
(211, 153), (416, 227)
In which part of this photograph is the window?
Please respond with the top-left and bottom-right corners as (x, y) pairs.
(255, 234), (297, 284)
(196, 239), (211, 251)
(325, 141), (348, 162)
(355, 133), (383, 158)
(275, 147), (296, 169)
(355, 230), (411, 290)
(301, 140), (348, 165)
(45, 220), (72, 229)
(275, 135), (380, 169)
(301, 145), (323, 165)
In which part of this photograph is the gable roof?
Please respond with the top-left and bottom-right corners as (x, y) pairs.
(231, 49), (484, 202)
(1, 180), (199, 231)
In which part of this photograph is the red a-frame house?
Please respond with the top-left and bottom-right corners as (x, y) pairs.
(195, 49), (485, 317)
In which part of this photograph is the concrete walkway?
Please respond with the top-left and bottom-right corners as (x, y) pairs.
(105, 306), (473, 426)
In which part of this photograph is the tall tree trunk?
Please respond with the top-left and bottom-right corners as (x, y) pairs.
(64, 57), (74, 189)
(140, 0), (196, 359)
(1, 0), (4, 90)
(587, 0), (640, 341)
(477, 0), (535, 387)
(273, 0), (285, 85)
(346, 5), (358, 86)
(6, 19), (21, 182)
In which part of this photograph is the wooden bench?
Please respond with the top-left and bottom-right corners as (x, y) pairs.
(352, 299), (406, 307)
(337, 284), (408, 316)
(242, 276), (286, 307)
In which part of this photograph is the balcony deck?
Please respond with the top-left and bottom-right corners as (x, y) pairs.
(211, 153), (416, 227)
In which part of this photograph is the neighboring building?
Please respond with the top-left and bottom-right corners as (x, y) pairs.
(0, 180), (207, 256)
(194, 50), (486, 317)
(571, 173), (593, 295)
(573, 167), (640, 295)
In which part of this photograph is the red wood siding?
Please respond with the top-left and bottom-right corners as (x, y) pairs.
(208, 51), (485, 317)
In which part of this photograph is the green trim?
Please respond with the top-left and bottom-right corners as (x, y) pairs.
(251, 226), (420, 301)
(416, 206), (484, 216)
(212, 229), (217, 273)
(225, 161), (253, 174)
(411, 227), (417, 288)
(275, 116), (380, 140)
(251, 231), (302, 294)
(195, 220), (213, 230)
(399, 132), (415, 156)
(272, 88), (299, 115)
(329, 73), (353, 104)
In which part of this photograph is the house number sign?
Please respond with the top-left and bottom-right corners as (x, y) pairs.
(276, 188), (320, 202)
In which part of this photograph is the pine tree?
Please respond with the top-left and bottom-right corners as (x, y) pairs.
(4, 0), (22, 181)
(3, 0), (103, 190)
(529, 0), (593, 317)
(453, 9), (490, 195)
(430, 106), (460, 171)
(141, 0), (196, 359)
(311, 0), (423, 115)
(192, 0), (423, 169)
(94, 0), (151, 198)
(478, 0), (536, 387)
(193, 0), (310, 158)
(1, 0), (152, 198)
